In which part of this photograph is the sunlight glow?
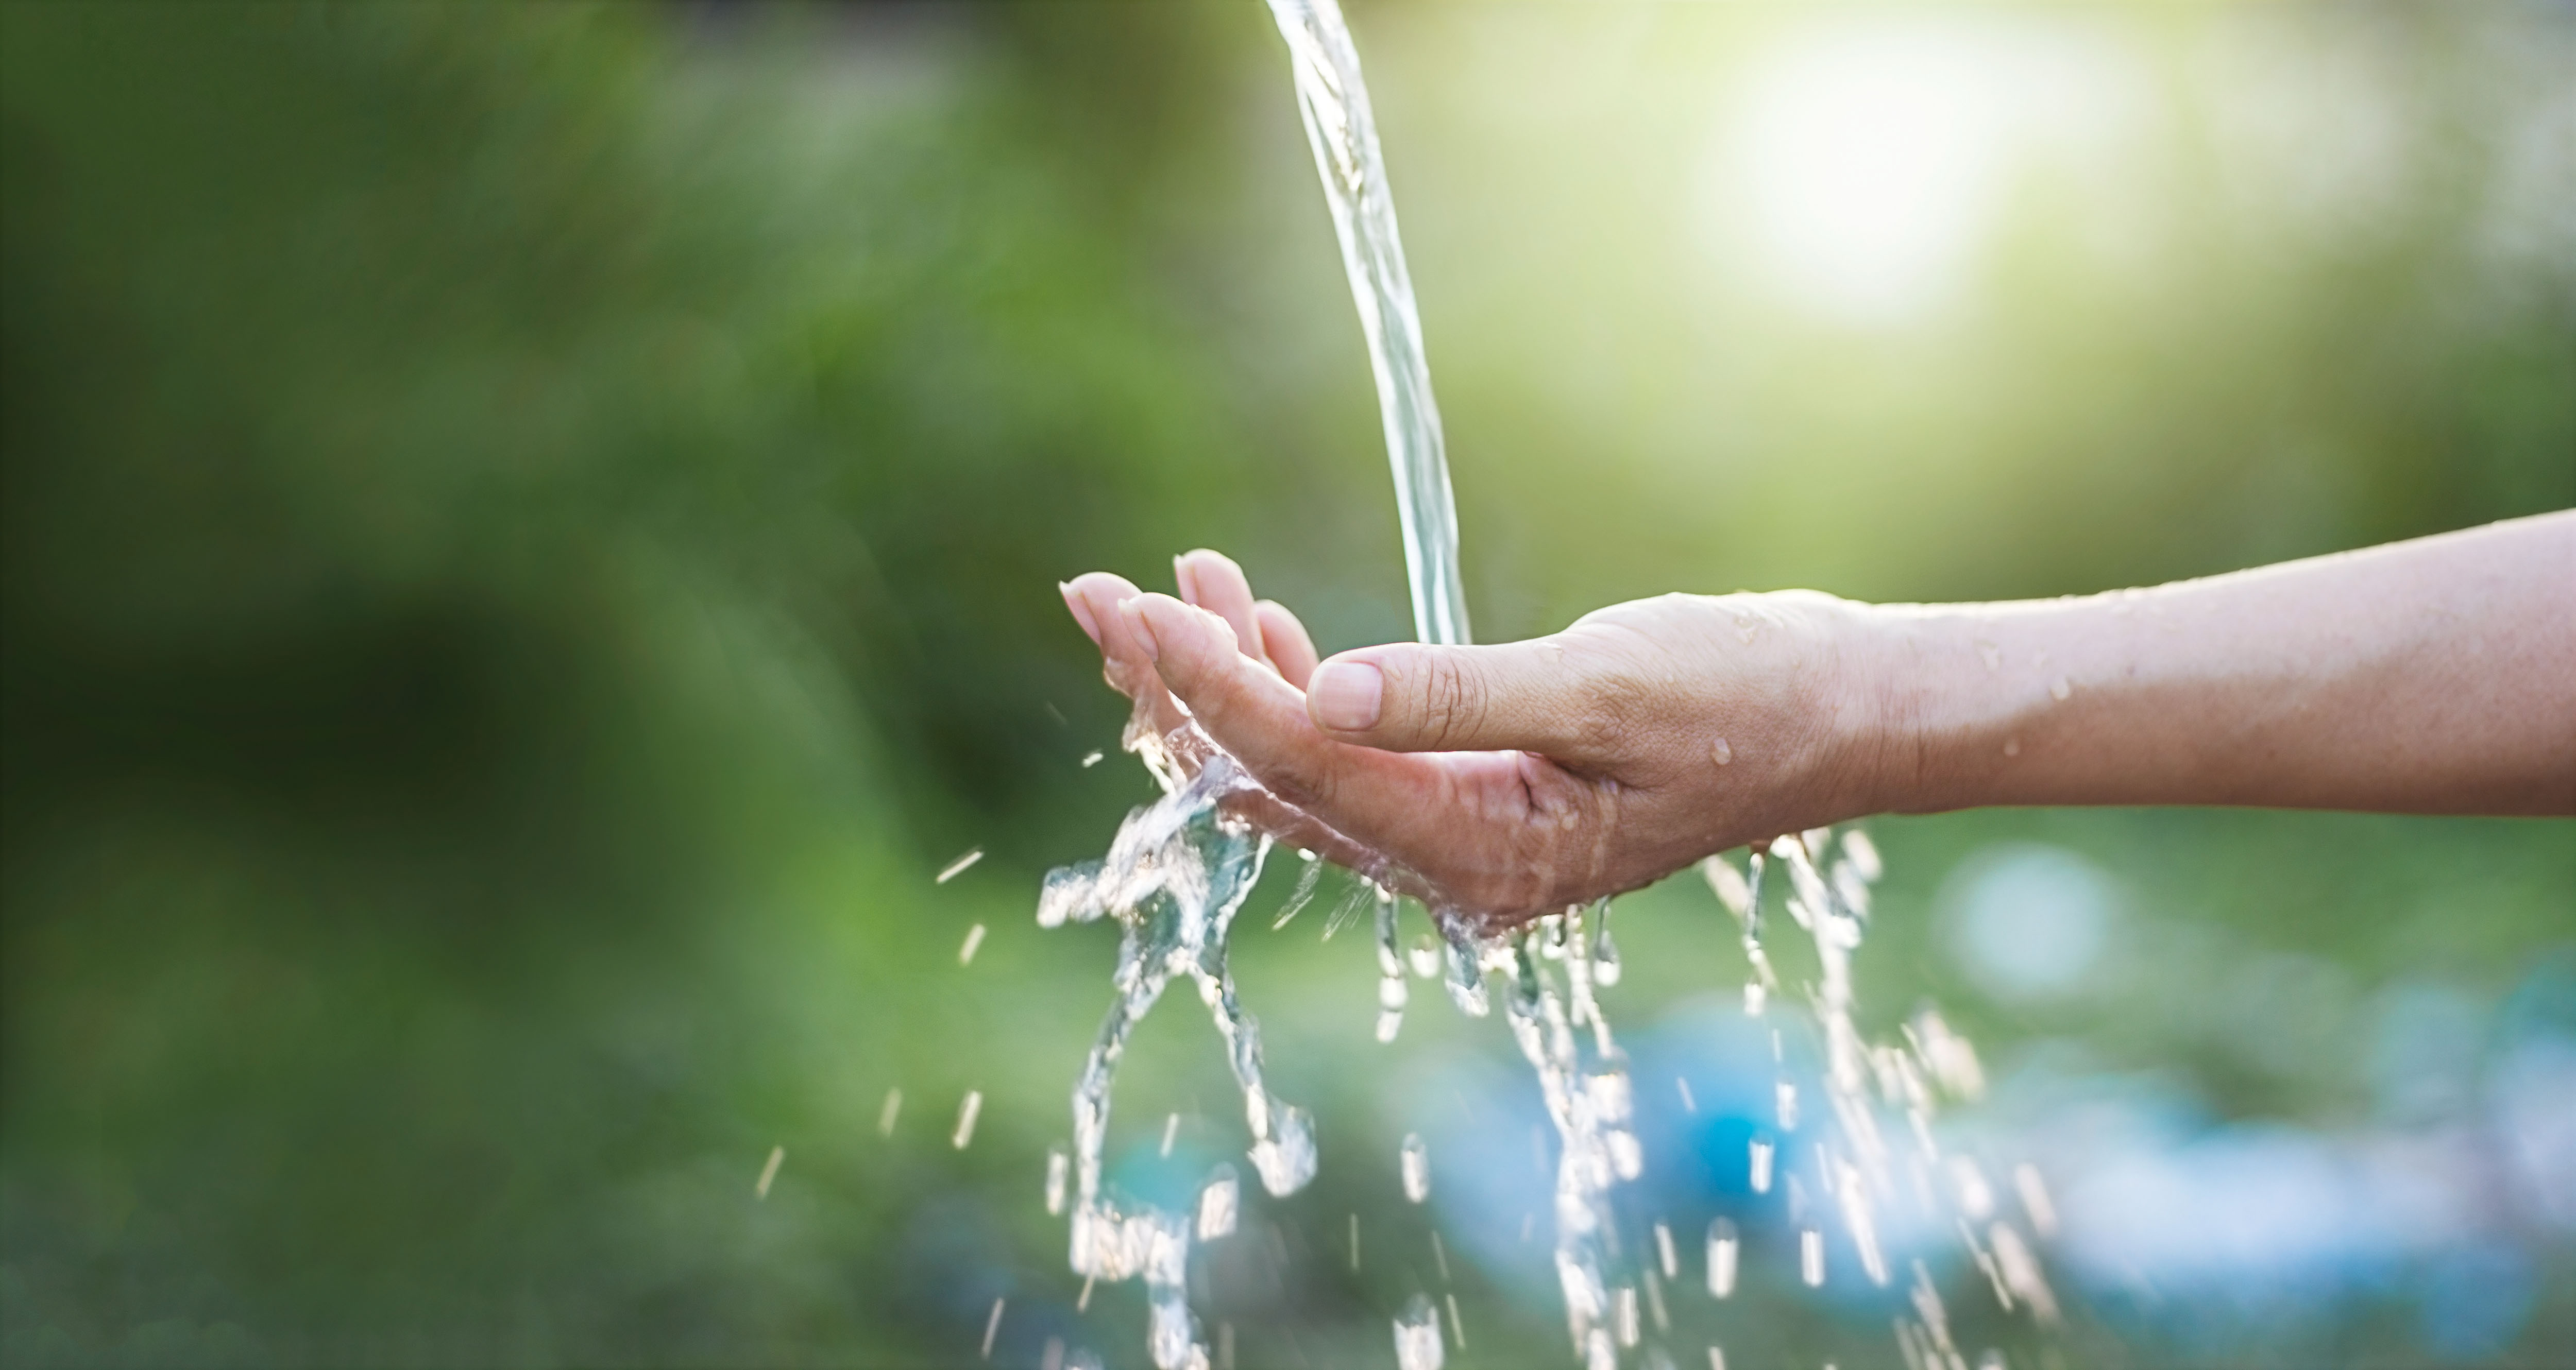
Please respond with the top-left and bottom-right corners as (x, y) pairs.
(1713, 20), (2135, 327)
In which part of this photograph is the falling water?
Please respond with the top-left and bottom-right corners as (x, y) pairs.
(1262, 0), (1469, 648)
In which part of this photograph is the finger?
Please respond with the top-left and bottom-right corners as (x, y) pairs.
(1122, 593), (1426, 821)
(1257, 600), (1321, 690)
(1173, 549), (1272, 674)
(1305, 639), (1613, 763)
(1064, 573), (1187, 732)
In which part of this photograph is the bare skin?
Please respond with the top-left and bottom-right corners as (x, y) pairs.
(1060, 510), (2575, 930)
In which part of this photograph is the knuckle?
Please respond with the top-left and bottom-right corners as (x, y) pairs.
(1413, 653), (1489, 749)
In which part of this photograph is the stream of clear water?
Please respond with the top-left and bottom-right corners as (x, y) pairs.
(1034, 3), (2061, 1366)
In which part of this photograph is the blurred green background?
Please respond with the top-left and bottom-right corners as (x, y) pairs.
(3, 3), (2570, 1367)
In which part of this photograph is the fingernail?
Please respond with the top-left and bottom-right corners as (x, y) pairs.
(1060, 583), (1101, 645)
(1308, 660), (1382, 731)
(1173, 555), (1199, 606)
(1117, 597), (1160, 662)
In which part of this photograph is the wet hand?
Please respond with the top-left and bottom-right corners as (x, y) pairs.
(1060, 551), (1883, 929)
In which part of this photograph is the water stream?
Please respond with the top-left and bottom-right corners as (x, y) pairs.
(1033, 2), (2061, 1365)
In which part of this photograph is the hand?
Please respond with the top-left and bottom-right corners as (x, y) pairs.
(1060, 551), (1884, 929)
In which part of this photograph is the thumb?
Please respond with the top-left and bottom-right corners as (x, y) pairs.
(1304, 639), (1606, 760)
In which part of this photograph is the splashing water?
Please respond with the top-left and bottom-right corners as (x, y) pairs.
(1037, 736), (1315, 1367)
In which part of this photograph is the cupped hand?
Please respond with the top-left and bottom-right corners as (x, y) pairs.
(1060, 551), (1885, 929)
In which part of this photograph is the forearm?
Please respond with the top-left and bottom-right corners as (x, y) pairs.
(1855, 511), (2576, 817)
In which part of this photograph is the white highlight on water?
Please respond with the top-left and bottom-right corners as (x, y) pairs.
(982, 1298), (1005, 1359)
(1161, 1112), (1181, 1158)
(1082, 749), (1106, 768)
(1046, 1144), (1070, 1216)
(959, 923), (987, 966)
(755, 1144), (784, 1200)
(1749, 1139), (1775, 1194)
(1801, 1226), (1826, 1287)
(1401, 1132), (1432, 1203)
(1196, 1164), (1239, 1240)
(953, 1091), (982, 1150)
(878, 1087), (902, 1137)
(938, 848), (984, 884)
(1395, 1292), (1447, 1370)
(1706, 1218), (1739, 1298)
(1654, 1221), (1677, 1279)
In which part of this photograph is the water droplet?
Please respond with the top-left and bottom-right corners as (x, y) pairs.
(1842, 829), (1883, 881)
(1248, 1104), (1316, 1195)
(1592, 931), (1622, 985)
(1709, 1348), (1727, 1370)
(1348, 1212), (1362, 1271)
(1976, 1353), (2005, 1370)
(1675, 1077), (1698, 1113)
(2048, 676), (2071, 701)
(936, 848), (984, 884)
(958, 923), (987, 966)
(1614, 1287), (1639, 1347)
(1776, 1080), (1800, 1131)
(1749, 1139), (1774, 1193)
(1711, 736), (1733, 766)
(1586, 1328), (1618, 1370)
(1801, 1227), (1826, 1286)
(2014, 1162), (2058, 1238)
(755, 1144), (784, 1200)
(1081, 749), (1106, 767)
(1196, 1164), (1238, 1240)
(1442, 936), (1489, 1016)
(1987, 1222), (2059, 1322)
(1654, 1222), (1678, 1279)
(1400, 1132), (1432, 1203)
(1045, 1144), (1070, 1215)
(1744, 981), (1767, 1016)
(1160, 1112), (1181, 1158)
(1706, 1218), (1739, 1297)
(1703, 857), (1752, 914)
(1408, 934), (1442, 978)
(878, 1087), (903, 1137)
(982, 1297), (1005, 1359)
(1393, 1293), (1446, 1370)
(1445, 1292), (1467, 1349)
(1951, 1156), (1994, 1220)
(952, 1091), (982, 1150)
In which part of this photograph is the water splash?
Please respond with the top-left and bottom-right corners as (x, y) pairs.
(1037, 732), (1310, 1368)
